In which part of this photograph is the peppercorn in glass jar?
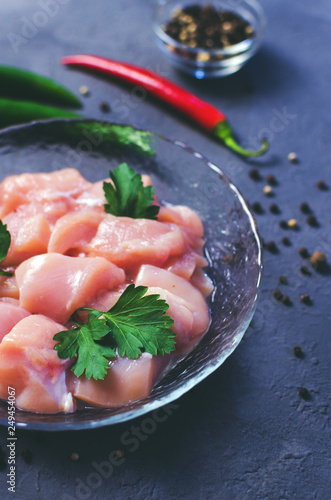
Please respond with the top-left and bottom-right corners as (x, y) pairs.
(154, 0), (265, 78)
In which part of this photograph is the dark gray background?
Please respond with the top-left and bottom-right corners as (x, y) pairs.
(0, 0), (330, 499)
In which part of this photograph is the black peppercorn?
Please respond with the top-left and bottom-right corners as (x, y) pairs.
(299, 202), (311, 214)
(282, 295), (292, 306)
(300, 265), (311, 276)
(281, 236), (291, 246)
(100, 101), (111, 113)
(273, 289), (283, 301)
(307, 215), (319, 227)
(317, 180), (328, 191)
(299, 387), (311, 400)
(298, 247), (309, 258)
(266, 174), (277, 186)
(279, 275), (287, 284)
(249, 168), (261, 181)
(265, 241), (278, 253)
(251, 202), (264, 214)
(279, 220), (288, 229)
(293, 346), (303, 358)
(301, 294), (311, 305)
(269, 203), (280, 214)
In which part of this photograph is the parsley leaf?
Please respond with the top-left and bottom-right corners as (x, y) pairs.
(103, 163), (160, 220)
(0, 220), (12, 277)
(102, 284), (175, 359)
(53, 285), (175, 380)
(53, 312), (116, 380)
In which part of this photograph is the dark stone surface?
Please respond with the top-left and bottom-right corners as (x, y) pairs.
(0, 0), (330, 498)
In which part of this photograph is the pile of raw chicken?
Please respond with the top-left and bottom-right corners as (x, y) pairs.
(0, 168), (212, 413)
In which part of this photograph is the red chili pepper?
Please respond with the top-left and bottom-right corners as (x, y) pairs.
(61, 55), (268, 158)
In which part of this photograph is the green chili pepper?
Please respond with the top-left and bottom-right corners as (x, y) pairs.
(0, 98), (82, 129)
(0, 66), (81, 109)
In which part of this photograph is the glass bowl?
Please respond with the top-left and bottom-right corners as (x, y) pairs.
(153, 0), (266, 78)
(0, 119), (262, 430)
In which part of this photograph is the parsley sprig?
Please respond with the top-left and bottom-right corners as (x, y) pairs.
(53, 284), (175, 380)
(103, 163), (160, 220)
(0, 220), (12, 276)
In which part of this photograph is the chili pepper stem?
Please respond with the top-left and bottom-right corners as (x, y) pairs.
(213, 121), (269, 157)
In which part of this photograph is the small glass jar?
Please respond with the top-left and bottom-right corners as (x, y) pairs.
(153, 0), (266, 78)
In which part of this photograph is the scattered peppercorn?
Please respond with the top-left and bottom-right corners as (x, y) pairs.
(281, 295), (292, 306)
(263, 185), (273, 197)
(293, 346), (303, 358)
(279, 220), (288, 230)
(299, 387), (311, 400)
(288, 218), (298, 229)
(288, 152), (298, 163)
(306, 215), (318, 227)
(279, 275), (287, 284)
(21, 448), (32, 464)
(265, 241), (278, 253)
(266, 174), (277, 186)
(301, 294), (311, 305)
(273, 289), (283, 301)
(249, 168), (261, 181)
(70, 452), (80, 461)
(317, 180), (328, 191)
(79, 85), (90, 96)
(310, 251), (327, 271)
(299, 202), (311, 214)
(298, 247), (309, 258)
(281, 236), (291, 246)
(300, 265), (311, 276)
(99, 101), (111, 113)
(269, 203), (280, 214)
(251, 201), (264, 214)
(116, 449), (125, 458)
